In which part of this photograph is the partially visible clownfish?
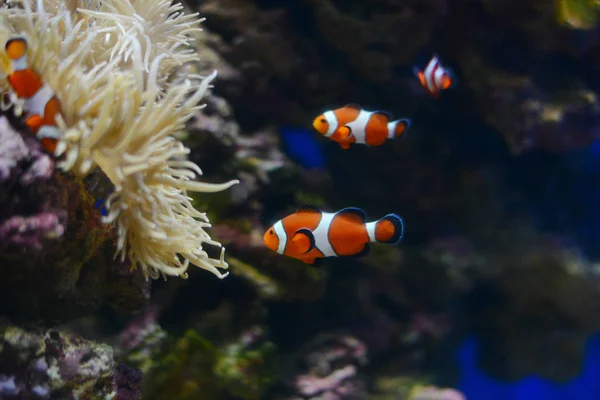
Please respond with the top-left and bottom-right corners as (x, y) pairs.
(263, 206), (404, 266)
(312, 104), (410, 150)
(413, 55), (455, 98)
(4, 36), (62, 154)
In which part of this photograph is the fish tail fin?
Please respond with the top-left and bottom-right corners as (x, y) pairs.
(442, 66), (457, 89)
(392, 118), (411, 139)
(374, 214), (404, 244)
(438, 58), (457, 89)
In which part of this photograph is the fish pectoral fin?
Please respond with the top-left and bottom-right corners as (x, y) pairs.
(291, 228), (316, 254)
(350, 243), (371, 258)
(338, 126), (352, 141)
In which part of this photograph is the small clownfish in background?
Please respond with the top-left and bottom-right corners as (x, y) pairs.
(413, 55), (455, 98)
(312, 104), (410, 150)
(4, 36), (62, 154)
(263, 206), (404, 266)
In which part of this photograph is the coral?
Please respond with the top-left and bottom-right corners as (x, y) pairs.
(214, 325), (276, 400)
(408, 385), (466, 400)
(556, 0), (600, 29)
(115, 306), (167, 374)
(0, 114), (149, 325)
(441, 0), (600, 154)
(142, 327), (276, 400)
(368, 375), (465, 400)
(0, 116), (63, 249)
(273, 334), (368, 400)
(0, 212), (64, 249)
(0, 325), (142, 400)
(461, 58), (600, 154)
(142, 329), (222, 399)
(440, 229), (600, 381)
(115, 363), (144, 400)
(0, 0), (239, 280)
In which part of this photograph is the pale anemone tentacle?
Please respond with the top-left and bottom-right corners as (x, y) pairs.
(0, 0), (239, 280)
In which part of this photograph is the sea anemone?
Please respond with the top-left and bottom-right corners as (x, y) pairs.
(0, 0), (239, 280)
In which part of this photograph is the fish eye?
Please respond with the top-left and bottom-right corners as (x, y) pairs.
(320, 118), (326, 123)
(269, 229), (274, 235)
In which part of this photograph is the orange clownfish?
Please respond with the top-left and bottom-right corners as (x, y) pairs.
(414, 55), (455, 98)
(312, 104), (410, 150)
(5, 36), (62, 154)
(263, 206), (404, 266)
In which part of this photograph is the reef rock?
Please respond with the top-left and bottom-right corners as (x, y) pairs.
(0, 115), (149, 326)
(142, 326), (275, 400)
(273, 334), (368, 400)
(433, 229), (600, 381)
(0, 325), (142, 400)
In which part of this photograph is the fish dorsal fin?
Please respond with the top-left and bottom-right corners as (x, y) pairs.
(336, 207), (367, 224)
(344, 103), (362, 110)
(373, 110), (393, 120)
(296, 205), (321, 214)
(291, 228), (315, 254)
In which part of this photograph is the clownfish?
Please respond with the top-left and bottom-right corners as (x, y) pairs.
(263, 206), (404, 266)
(414, 55), (455, 98)
(312, 104), (410, 150)
(4, 36), (62, 154)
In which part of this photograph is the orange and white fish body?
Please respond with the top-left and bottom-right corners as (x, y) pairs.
(263, 206), (404, 265)
(4, 37), (62, 154)
(414, 55), (455, 98)
(312, 104), (410, 150)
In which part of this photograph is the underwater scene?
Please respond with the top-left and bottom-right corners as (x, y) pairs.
(4, 0), (600, 399)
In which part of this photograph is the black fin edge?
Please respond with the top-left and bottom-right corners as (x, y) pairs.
(379, 214), (405, 244)
(296, 205), (321, 214)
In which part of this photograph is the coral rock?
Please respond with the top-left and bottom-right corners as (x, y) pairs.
(0, 325), (141, 400)
(0, 116), (65, 250)
(409, 385), (466, 400)
(277, 334), (368, 400)
(0, 116), (149, 325)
